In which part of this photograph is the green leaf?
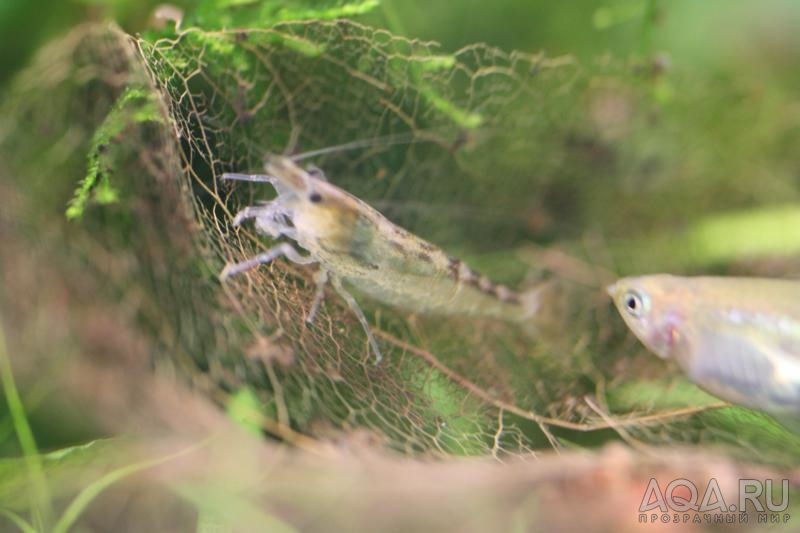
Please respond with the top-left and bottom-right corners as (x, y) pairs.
(0, 439), (123, 512)
(0, 509), (35, 533)
(178, 484), (299, 533)
(0, 318), (52, 528)
(226, 388), (266, 436)
(51, 441), (206, 533)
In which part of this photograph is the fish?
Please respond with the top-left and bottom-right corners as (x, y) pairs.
(607, 274), (800, 425)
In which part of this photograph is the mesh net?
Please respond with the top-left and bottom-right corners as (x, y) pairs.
(135, 21), (598, 455)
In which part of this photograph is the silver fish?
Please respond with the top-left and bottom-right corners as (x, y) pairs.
(608, 274), (800, 423)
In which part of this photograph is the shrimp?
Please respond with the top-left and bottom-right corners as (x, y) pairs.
(220, 155), (549, 363)
(607, 274), (800, 425)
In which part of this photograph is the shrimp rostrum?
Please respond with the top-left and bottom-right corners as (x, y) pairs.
(221, 156), (549, 363)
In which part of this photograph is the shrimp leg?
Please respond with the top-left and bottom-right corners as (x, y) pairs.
(306, 269), (329, 325)
(232, 205), (272, 227)
(231, 203), (297, 240)
(331, 276), (383, 364)
(220, 242), (316, 281)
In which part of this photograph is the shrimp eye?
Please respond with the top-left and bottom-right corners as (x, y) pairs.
(306, 165), (327, 182)
(622, 290), (647, 318)
(308, 192), (323, 203)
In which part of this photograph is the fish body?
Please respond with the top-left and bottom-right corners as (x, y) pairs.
(608, 275), (800, 418)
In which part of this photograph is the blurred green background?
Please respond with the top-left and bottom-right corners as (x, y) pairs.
(4, 0), (800, 83)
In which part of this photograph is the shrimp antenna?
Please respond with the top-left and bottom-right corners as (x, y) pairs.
(221, 173), (276, 183)
(289, 131), (426, 161)
(202, 113), (441, 160)
(202, 111), (461, 175)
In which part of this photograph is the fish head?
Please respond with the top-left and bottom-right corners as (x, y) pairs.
(607, 274), (689, 360)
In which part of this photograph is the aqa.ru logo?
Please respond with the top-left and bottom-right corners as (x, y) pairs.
(638, 478), (790, 525)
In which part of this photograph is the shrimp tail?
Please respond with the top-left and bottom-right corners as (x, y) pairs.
(518, 278), (576, 340)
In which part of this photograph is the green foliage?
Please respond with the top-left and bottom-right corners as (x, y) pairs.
(418, 86), (483, 130)
(188, 0), (381, 29)
(66, 85), (162, 220)
(592, 1), (648, 31)
(609, 379), (720, 411)
(226, 388), (268, 435)
(417, 369), (487, 455)
(0, 319), (52, 529)
(0, 440), (101, 517)
(51, 442), (202, 533)
(0, 509), (36, 533)
(687, 206), (800, 264)
(0, 435), (204, 532)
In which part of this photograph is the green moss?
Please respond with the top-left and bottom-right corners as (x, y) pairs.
(189, 0), (381, 30)
(66, 86), (162, 220)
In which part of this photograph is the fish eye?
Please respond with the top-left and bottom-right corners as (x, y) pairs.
(308, 191), (323, 203)
(622, 289), (647, 318)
